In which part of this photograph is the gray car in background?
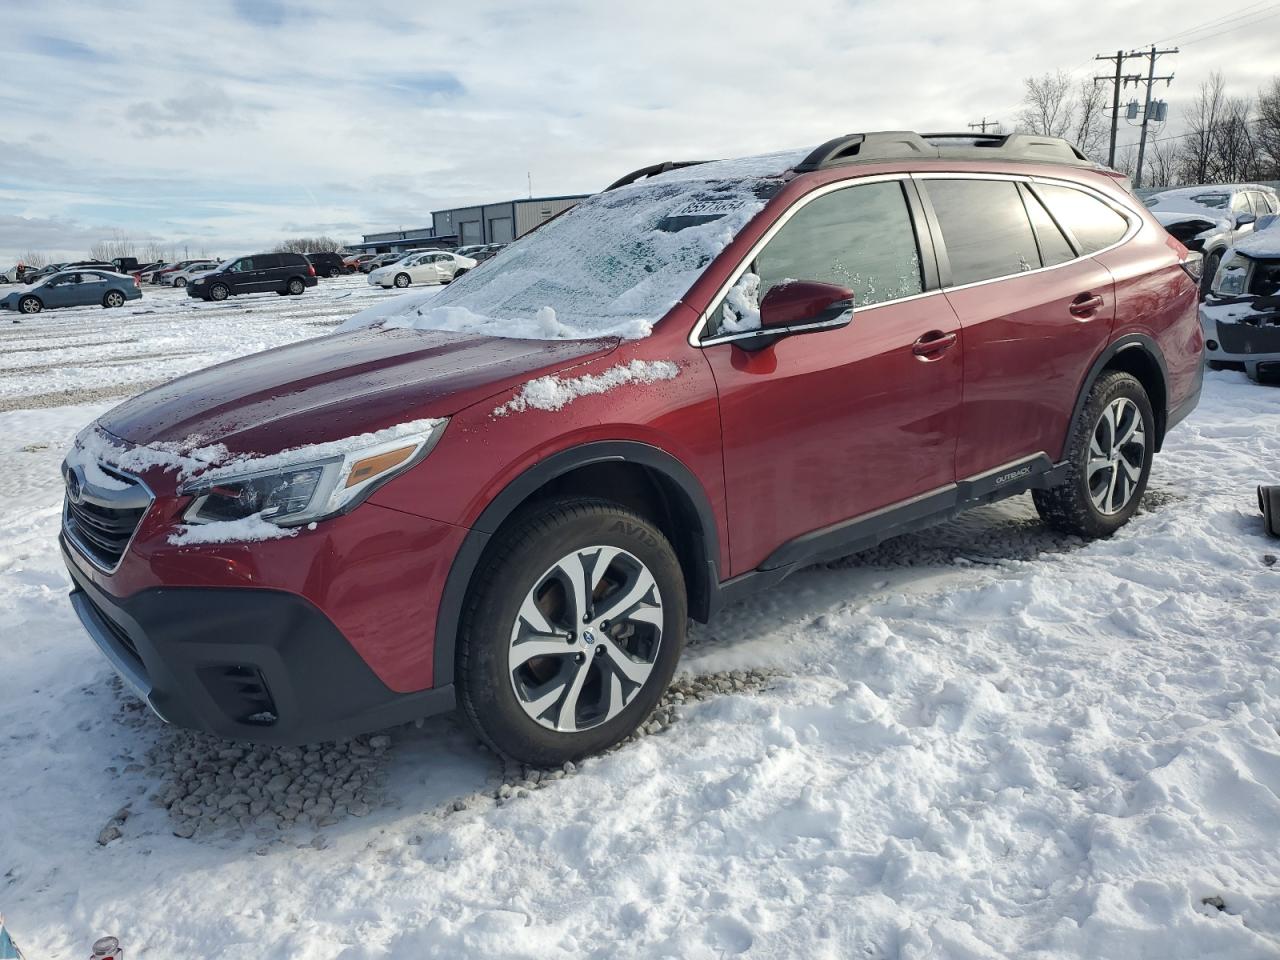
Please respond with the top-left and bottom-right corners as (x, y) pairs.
(0, 269), (142, 315)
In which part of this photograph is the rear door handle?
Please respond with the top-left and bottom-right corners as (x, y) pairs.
(912, 330), (958, 358)
(1069, 294), (1105, 318)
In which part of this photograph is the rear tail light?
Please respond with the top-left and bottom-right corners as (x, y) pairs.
(307, 264), (316, 277)
(133, 276), (140, 288)
(1179, 251), (1204, 283)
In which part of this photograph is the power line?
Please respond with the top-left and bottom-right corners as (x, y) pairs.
(1178, 8), (1280, 44)
(1153, 1), (1276, 43)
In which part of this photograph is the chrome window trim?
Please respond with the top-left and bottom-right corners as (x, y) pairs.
(688, 170), (1143, 348)
(911, 172), (1142, 294)
(687, 173), (919, 348)
(62, 464), (155, 575)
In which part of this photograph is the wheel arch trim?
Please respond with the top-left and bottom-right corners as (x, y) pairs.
(432, 440), (722, 688)
(1069, 334), (1170, 454)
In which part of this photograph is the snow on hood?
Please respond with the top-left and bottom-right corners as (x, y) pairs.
(340, 149), (809, 341)
(1232, 221), (1280, 259)
(493, 359), (680, 416)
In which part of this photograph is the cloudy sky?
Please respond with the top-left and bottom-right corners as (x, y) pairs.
(2, 0), (1276, 264)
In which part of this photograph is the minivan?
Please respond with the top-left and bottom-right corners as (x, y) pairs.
(186, 252), (317, 301)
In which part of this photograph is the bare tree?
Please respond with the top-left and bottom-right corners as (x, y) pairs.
(1259, 77), (1280, 180)
(275, 236), (344, 254)
(1145, 138), (1181, 189)
(1016, 71), (1108, 161)
(88, 230), (137, 261)
(19, 250), (48, 268)
(1179, 73), (1228, 185)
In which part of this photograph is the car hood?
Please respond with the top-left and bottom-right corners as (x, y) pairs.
(97, 326), (618, 458)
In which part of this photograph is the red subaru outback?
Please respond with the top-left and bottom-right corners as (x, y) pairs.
(61, 132), (1203, 765)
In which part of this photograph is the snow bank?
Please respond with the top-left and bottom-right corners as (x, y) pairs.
(340, 149), (809, 341)
(493, 359), (679, 416)
(168, 513), (299, 546)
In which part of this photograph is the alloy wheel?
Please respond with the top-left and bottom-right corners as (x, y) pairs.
(20, 297), (40, 314)
(394, 273), (410, 288)
(1087, 397), (1146, 515)
(508, 545), (664, 733)
(106, 292), (124, 307)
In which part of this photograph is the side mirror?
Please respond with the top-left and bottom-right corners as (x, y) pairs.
(731, 281), (854, 351)
(1236, 212), (1257, 228)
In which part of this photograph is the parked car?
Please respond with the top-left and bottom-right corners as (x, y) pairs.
(1, 263), (37, 283)
(453, 244), (488, 259)
(343, 253), (377, 272)
(111, 257), (142, 274)
(151, 260), (211, 285)
(1201, 214), (1280, 383)
(59, 131), (1202, 763)
(360, 252), (409, 273)
(305, 251), (348, 278)
(1, 269), (141, 314)
(186, 252), (317, 301)
(137, 262), (169, 283)
(471, 243), (508, 263)
(166, 262), (220, 288)
(367, 250), (476, 288)
(1146, 184), (1279, 295)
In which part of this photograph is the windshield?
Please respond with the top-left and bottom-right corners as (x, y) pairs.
(341, 149), (806, 340)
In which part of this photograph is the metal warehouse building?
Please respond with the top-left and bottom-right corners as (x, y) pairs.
(351, 194), (586, 254)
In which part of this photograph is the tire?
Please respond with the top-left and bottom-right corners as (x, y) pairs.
(209, 283), (229, 302)
(103, 290), (125, 308)
(287, 278), (306, 295)
(458, 498), (687, 765)
(327, 267), (340, 278)
(393, 273), (410, 288)
(174, 277), (187, 288)
(18, 295), (41, 315)
(1033, 370), (1154, 538)
(1200, 249), (1223, 298)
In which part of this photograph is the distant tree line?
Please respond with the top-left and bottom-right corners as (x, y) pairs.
(1012, 69), (1280, 188)
(274, 236), (344, 254)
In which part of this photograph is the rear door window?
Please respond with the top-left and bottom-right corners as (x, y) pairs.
(1018, 184), (1076, 267)
(926, 179), (1040, 285)
(1033, 183), (1130, 254)
(258, 255), (283, 270)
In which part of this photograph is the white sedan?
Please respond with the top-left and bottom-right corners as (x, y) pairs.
(367, 251), (476, 289)
(166, 261), (221, 288)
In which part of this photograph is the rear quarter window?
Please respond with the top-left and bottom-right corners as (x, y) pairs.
(1034, 183), (1130, 254)
(926, 179), (1041, 285)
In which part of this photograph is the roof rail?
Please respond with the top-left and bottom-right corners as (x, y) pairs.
(604, 160), (715, 191)
(793, 131), (1091, 172)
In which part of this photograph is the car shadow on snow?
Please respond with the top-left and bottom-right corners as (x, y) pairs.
(94, 483), (1181, 853)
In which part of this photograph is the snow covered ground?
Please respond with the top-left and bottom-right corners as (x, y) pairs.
(1, 279), (1279, 958)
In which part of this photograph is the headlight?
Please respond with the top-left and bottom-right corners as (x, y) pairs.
(178, 420), (447, 526)
(1214, 253), (1251, 296)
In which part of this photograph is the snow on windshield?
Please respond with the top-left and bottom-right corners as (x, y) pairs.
(340, 149), (808, 341)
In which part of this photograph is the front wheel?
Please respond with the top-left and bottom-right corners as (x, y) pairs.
(103, 290), (125, 308)
(393, 272), (410, 288)
(209, 283), (229, 301)
(458, 499), (687, 766)
(287, 278), (306, 295)
(174, 277), (187, 288)
(1033, 371), (1154, 538)
(18, 295), (41, 314)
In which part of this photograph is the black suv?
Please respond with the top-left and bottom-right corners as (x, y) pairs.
(305, 251), (348, 278)
(187, 253), (317, 301)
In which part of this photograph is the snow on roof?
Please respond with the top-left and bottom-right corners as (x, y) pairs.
(1233, 220), (1280, 258)
(340, 147), (812, 342)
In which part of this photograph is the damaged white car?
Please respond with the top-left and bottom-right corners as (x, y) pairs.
(1201, 213), (1280, 384)
(1147, 184), (1278, 296)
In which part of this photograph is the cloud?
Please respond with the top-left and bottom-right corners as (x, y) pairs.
(1, 0), (1277, 266)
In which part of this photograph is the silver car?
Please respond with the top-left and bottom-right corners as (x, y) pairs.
(1147, 183), (1280, 295)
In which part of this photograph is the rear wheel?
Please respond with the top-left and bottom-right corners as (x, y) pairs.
(103, 290), (125, 308)
(1034, 371), (1154, 538)
(287, 278), (306, 295)
(209, 283), (229, 301)
(327, 267), (341, 278)
(174, 277), (187, 288)
(19, 295), (41, 314)
(458, 499), (686, 765)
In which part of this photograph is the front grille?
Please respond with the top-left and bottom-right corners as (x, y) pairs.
(63, 463), (151, 571)
(1216, 318), (1280, 356)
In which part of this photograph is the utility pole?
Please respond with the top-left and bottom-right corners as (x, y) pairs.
(1131, 44), (1177, 188)
(1094, 50), (1142, 168)
(968, 117), (999, 133)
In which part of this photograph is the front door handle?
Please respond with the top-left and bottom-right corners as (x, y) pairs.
(913, 330), (958, 358)
(1069, 294), (1105, 318)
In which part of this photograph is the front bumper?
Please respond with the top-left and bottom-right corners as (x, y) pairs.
(63, 537), (455, 744)
(1201, 300), (1280, 383)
